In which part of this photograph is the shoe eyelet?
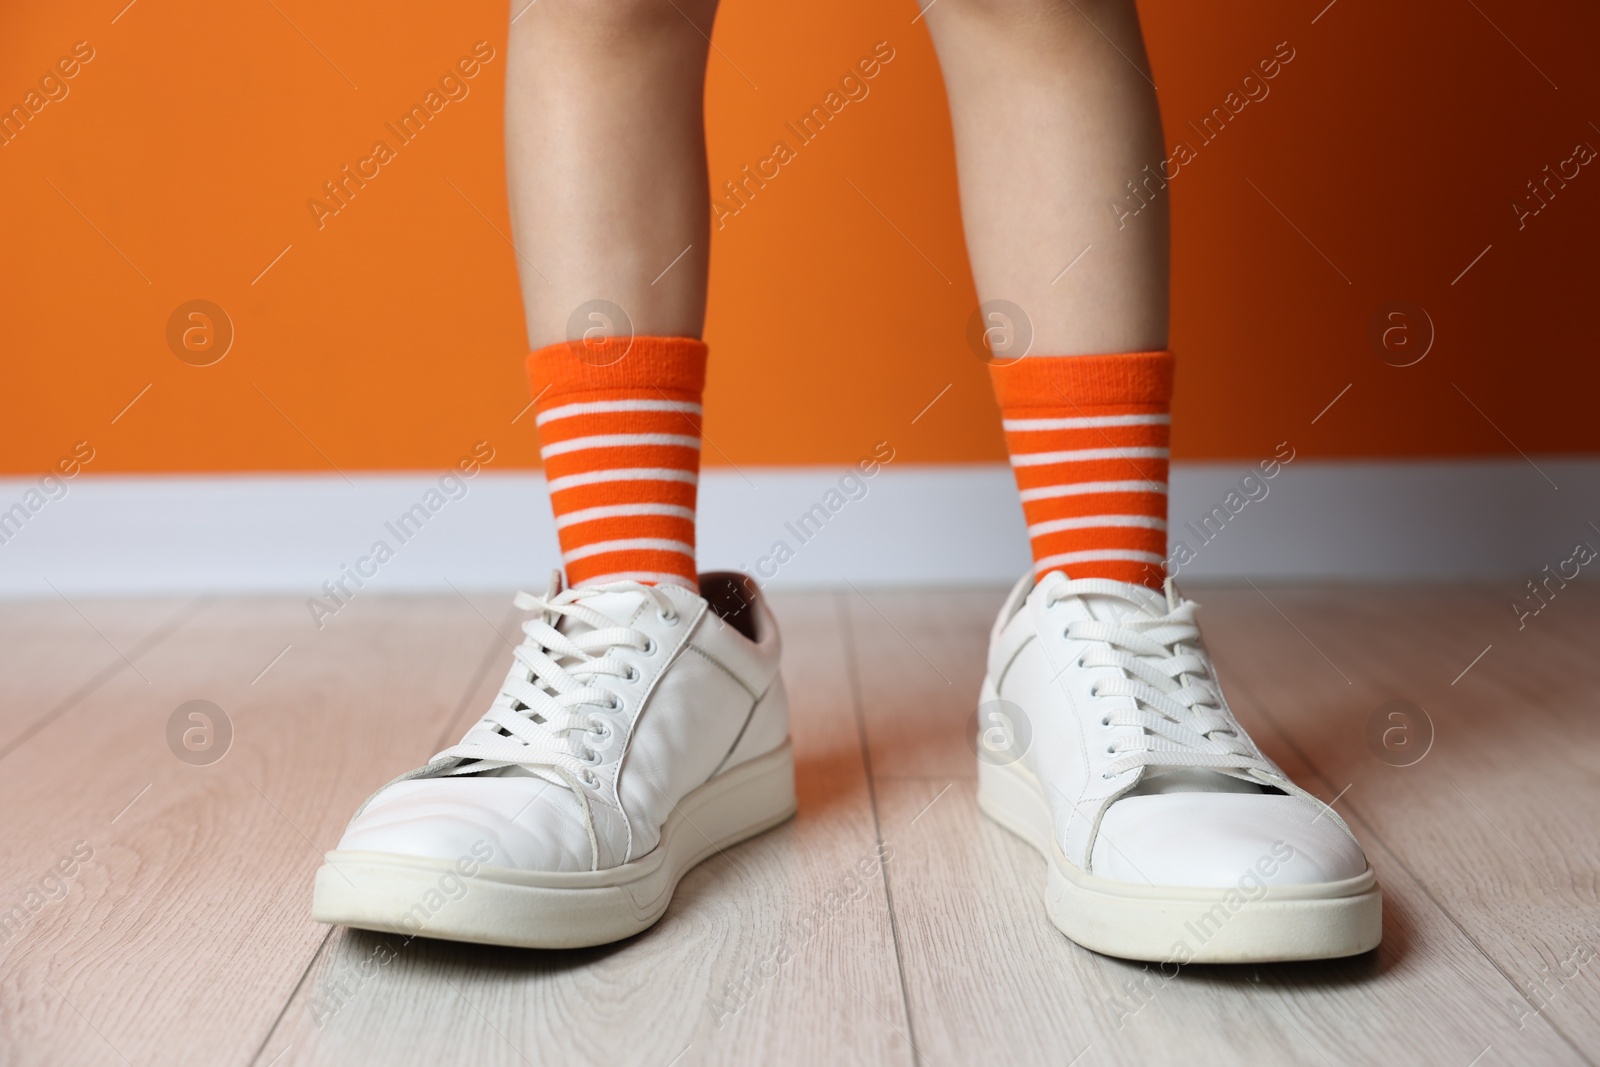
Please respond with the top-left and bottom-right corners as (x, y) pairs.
(587, 718), (612, 743)
(604, 692), (623, 710)
(1100, 716), (1110, 727)
(580, 769), (600, 789)
(624, 665), (640, 682)
(641, 636), (658, 656)
(1105, 745), (1116, 755)
(658, 609), (678, 624)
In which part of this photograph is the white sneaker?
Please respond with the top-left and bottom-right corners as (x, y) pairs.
(976, 572), (1381, 963)
(312, 572), (795, 949)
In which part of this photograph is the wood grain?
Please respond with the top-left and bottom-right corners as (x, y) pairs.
(841, 587), (1007, 780)
(1194, 582), (1600, 1060)
(2, 583), (1596, 1066)
(0, 596), (206, 758)
(0, 591), (513, 1067)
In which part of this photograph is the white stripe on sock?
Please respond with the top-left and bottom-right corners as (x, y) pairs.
(536, 399), (702, 427)
(1027, 515), (1168, 537)
(546, 468), (698, 494)
(541, 433), (700, 459)
(563, 538), (696, 564)
(1003, 414), (1170, 432)
(1034, 549), (1166, 570)
(1011, 446), (1169, 468)
(1019, 480), (1167, 502)
(554, 504), (696, 530)
(576, 571), (699, 590)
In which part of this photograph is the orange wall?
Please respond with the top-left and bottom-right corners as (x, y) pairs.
(3, 0), (1596, 475)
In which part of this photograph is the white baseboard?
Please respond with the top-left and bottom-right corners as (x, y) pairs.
(0, 459), (1595, 598)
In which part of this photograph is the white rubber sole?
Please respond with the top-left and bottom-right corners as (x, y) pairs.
(977, 755), (1382, 963)
(311, 741), (797, 949)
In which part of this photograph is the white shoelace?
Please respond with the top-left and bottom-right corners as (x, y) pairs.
(1046, 578), (1284, 785)
(431, 580), (679, 866)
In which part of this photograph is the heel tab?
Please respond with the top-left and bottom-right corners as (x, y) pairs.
(698, 571), (766, 643)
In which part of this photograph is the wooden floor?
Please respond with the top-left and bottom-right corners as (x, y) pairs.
(2, 582), (1598, 1066)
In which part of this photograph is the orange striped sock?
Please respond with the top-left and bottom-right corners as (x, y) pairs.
(989, 351), (1173, 590)
(527, 336), (707, 591)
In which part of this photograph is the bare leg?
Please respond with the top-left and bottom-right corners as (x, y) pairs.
(505, 0), (718, 348)
(923, 0), (1168, 355)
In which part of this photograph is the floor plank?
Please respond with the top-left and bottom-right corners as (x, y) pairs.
(0, 596), (205, 759)
(841, 587), (1007, 780)
(0, 591), (511, 1067)
(3, 583), (1596, 1066)
(1195, 583), (1600, 1060)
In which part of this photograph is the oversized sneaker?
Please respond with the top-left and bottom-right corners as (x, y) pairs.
(976, 572), (1381, 963)
(312, 572), (795, 948)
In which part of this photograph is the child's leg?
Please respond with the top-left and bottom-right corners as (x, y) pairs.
(506, 0), (720, 589)
(313, 3), (800, 950)
(507, 0), (717, 346)
(939, 1), (1384, 966)
(922, 0), (1167, 354)
(926, 0), (1172, 589)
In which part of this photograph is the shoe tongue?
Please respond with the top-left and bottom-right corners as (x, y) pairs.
(1072, 582), (1168, 624)
(555, 588), (652, 637)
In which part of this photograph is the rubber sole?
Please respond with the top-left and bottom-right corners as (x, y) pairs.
(311, 741), (797, 949)
(977, 754), (1382, 963)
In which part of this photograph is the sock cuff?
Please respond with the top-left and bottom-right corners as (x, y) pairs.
(988, 350), (1173, 411)
(527, 336), (709, 403)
